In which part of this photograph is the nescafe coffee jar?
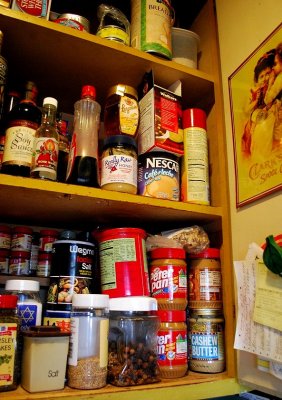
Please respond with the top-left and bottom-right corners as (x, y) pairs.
(149, 247), (187, 310)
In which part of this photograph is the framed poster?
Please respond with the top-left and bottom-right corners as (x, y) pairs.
(228, 24), (282, 208)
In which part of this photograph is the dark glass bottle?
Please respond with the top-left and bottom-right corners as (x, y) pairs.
(1, 81), (42, 177)
(56, 116), (69, 182)
(0, 30), (8, 123)
(66, 85), (101, 187)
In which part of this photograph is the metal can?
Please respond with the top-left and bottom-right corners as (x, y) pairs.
(54, 13), (90, 32)
(188, 248), (222, 310)
(188, 309), (225, 373)
(138, 151), (180, 201)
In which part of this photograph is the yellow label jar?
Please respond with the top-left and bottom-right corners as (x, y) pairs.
(104, 84), (139, 137)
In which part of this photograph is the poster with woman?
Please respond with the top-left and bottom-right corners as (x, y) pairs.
(229, 23), (282, 208)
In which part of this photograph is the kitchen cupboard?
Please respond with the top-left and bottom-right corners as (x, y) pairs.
(0, 0), (242, 398)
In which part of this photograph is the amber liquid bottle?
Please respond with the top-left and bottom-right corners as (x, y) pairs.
(1, 81), (42, 177)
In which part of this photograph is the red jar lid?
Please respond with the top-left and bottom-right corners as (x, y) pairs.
(183, 108), (206, 130)
(0, 249), (10, 257)
(157, 310), (186, 322)
(150, 247), (186, 260)
(40, 229), (59, 237)
(0, 225), (11, 234)
(38, 252), (52, 260)
(189, 248), (220, 259)
(10, 251), (31, 259)
(12, 226), (33, 235)
(0, 294), (18, 309)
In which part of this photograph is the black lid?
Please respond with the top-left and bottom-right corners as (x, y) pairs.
(22, 325), (70, 337)
(103, 135), (137, 149)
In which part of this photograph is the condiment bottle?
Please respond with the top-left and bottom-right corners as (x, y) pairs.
(101, 134), (138, 194)
(2, 81), (42, 177)
(149, 247), (187, 310)
(66, 85), (101, 187)
(104, 84), (139, 137)
(0, 294), (20, 392)
(31, 97), (59, 181)
(67, 293), (109, 389)
(156, 310), (188, 378)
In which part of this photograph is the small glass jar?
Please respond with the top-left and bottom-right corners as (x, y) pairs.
(149, 247), (187, 310)
(0, 294), (20, 392)
(9, 250), (30, 276)
(104, 84), (139, 137)
(101, 135), (138, 194)
(188, 309), (225, 373)
(157, 310), (188, 378)
(67, 293), (109, 389)
(36, 252), (52, 277)
(0, 224), (11, 250)
(5, 279), (42, 330)
(108, 296), (161, 386)
(39, 229), (59, 253)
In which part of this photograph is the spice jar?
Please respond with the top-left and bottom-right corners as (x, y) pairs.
(36, 252), (52, 277)
(9, 250), (30, 276)
(39, 229), (59, 253)
(11, 226), (33, 252)
(157, 310), (188, 378)
(0, 224), (11, 250)
(104, 84), (139, 137)
(0, 294), (20, 392)
(188, 309), (225, 373)
(67, 293), (109, 389)
(188, 248), (222, 310)
(149, 247), (187, 310)
(0, 249), (9, 274)
(21, 326), (70, 392)
(108, 296), (160, 386)
(101, 135), (138, 194)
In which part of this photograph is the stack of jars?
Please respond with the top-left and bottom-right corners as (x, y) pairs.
(8, 225), (33, 276)
(36, 229), (59, 277)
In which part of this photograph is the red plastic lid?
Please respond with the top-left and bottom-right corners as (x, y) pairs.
(189, 248), (220, 259)
(95, 227), (147, 241)
(12, 226), (33, 235)
(183, 108), (206, 130)
(150, 247), (186, 260)
(0, 294), (18, 309)
(157, 310), (186, 322)
(0, 249), (10, 256)
(10, 251), (31, 258)
(40, 229), (59, 237)
(38, 252), (52, 260)
(0, 225), (11, 234)
(81, 85), (96, 99)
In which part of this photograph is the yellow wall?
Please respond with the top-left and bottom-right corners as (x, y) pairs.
(216, 0), (281, 395)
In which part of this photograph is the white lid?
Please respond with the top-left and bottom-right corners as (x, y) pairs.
(109, 296), (158, 311)
(72, 293), (109, 308)
(43, 97), (58, 108)
(5, 279), (40, 292)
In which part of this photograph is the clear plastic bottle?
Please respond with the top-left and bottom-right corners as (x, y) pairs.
(31, 97), (59, 181)
(66, 85), (101, 187)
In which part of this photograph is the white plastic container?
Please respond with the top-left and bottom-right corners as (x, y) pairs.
(171, 28), (200, 69)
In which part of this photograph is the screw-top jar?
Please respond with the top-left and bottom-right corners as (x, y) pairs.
(11, 226), (33, 252)
(0, 294), (20, 392)
(67, 293), (109, 389)
(149, 247), (187, 310)
(101, 135), (138, 194)
(108, 296), (160, 386)
(39, 229), (59, 253)
(104, 84), (139, 138)
(157, 310), (188, 378)
(0, 225), (11, 250)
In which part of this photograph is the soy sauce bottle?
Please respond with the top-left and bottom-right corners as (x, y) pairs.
(66, 85), (101, 187)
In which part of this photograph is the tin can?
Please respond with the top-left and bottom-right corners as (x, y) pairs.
(54, 13), (90, 32)
(138, 151), (180, 201)
(188, 248), (222, 310)
(188, 309), (225, 373)
(130, 0), (174, 59)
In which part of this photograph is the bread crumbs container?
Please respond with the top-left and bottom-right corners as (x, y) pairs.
(108, 296), (161, 386)
(21, 326), (70, 392)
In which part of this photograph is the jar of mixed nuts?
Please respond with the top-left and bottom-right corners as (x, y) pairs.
(108, 296), (161, 386)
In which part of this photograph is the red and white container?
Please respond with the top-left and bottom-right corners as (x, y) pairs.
(95, 227), (150, 297)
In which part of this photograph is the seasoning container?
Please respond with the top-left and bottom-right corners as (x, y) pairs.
(8, 250), (30, 276)
(67, 293), (109, 389)
(0, 294), (19, 392)
(149, 247), (187, 310)
(101, 135), (138, 194)
(96, 4), (130, 46)
(0, 225), (11, 250)
(39, 229), (59, 253)
(21, 326), (70, 392)
(104, 84), (139, 137)
(95, 227), (150, 298)
(188, 309), (225, 373)
(36, 252), (52, 277)
(29, 232), (40, 276)
(188, 248), (222, 310)
(138, 151), (180, 201)
(0, 249), (9, 274)
(5, 279), (42, 330)
(54, 13), (90, 32)
(156, 310), (187, 378)
(108, 296), (160, 386)
(11, 226), (33, 252)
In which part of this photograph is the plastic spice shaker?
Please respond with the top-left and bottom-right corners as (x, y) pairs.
(67, 293), (109, 389)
